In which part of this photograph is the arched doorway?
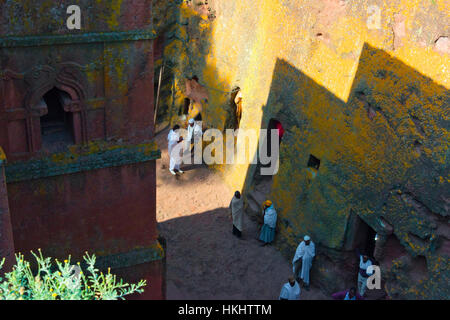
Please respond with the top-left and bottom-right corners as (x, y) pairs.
(352, 215), (378, 261)
(40, 87), (74, 152)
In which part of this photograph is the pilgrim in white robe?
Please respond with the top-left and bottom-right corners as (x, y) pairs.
(185, 121), (203, 155)
(357, 255), (373, 296)
(230, 195), (244, 232)
(279, 281), (301, 300)
(168, 129), (181, 171)
(292, 241), (315, 285)
(187, 121), (202, 142)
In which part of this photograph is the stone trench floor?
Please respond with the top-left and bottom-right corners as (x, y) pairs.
(155, 126), (328, 300)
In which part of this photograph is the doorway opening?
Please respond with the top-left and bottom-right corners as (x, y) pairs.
(254, 118), (284, 179)
(354, 215), (377, 260)
(266, 118), (284, 158)
(228, 87), (242, 129)
(40, 87), (74, 152)
(180, 98), (190, 116)
(246, 118), (285, 217)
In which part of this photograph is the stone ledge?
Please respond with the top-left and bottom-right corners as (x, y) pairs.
(0, 30), (157, 48)
(5, 141), (161, 183)
(93, 241), (165, 271)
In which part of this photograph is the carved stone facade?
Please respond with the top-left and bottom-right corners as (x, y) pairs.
(0, 1), (164, 299)
(1, 63), (89, 158)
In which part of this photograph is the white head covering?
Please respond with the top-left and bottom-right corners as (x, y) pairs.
(188, 118), (195, 124)
(304, 235), (311, 241)
(279, 281), (301, 300)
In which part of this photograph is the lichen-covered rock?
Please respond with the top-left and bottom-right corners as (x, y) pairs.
(155, 0), (450, 299)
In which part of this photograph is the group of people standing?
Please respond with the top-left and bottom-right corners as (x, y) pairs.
(280, 242), (374, 300)
(279, 235), (316, 300)
(167, 119), (202, 175)
(228, 193), (278, 246)
(228, 193), (315, 298)
(228, 192), (375, 300)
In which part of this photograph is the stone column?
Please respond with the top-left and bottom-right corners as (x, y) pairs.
(374, 218), (394, 262)
(0, 147), (15, 271)
(374, 234), (388, 262)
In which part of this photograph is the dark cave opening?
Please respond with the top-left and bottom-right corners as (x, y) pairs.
(354, 215), (377, 259)
(181, 97), (190, 116)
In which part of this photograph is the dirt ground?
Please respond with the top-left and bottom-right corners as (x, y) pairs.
(155, 127), (328, 300)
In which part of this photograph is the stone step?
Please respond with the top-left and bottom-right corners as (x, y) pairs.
(254, 176), (273, 194)
(248, 189), (267, 208)
(246, 197), (260, 215)
(245, 197), (264, 225)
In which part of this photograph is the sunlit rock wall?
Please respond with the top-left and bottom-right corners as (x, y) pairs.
(156, 0), (449, 298)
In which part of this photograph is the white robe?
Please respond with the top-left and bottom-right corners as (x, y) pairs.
(279, 281), (301, 300)
(292, 241), (315, 284)
(187, 122), (202, 141)
(168, 130), (181, 171)
(263, 205), (277, 228)
(230, 196), (244, 231)
(359, 255), (373, 276)
(185, 122), (203, 154)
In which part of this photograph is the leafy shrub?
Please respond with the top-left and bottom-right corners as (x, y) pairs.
(0, 250), (146, 300)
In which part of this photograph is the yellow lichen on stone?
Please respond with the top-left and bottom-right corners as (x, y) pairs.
(0, 147), (6, 162)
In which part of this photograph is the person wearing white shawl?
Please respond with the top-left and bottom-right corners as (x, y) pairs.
(229, 191), (244, 238)
(259, 200), (277, 246)
(279, 277), (301, 300)
(167, 125), (184, 175)
(186, 118), (203, 153)
(187, 118), (202, 142)
(292, 235), (315, 290)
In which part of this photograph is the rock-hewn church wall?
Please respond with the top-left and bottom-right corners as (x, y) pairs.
(0, 0), (164, 299)
(156, 0), (449, 298)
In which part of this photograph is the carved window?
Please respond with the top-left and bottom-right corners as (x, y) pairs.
(307, 154), (321, 170)
(40, 87), (74, 152)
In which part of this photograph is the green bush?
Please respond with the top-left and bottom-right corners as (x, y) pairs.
(0, 250), (146, 300)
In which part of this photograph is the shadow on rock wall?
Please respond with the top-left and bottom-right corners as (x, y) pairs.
(242, 43), (449, 299)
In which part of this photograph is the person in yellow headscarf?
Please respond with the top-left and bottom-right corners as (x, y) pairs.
(259, 200), (277, 246)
